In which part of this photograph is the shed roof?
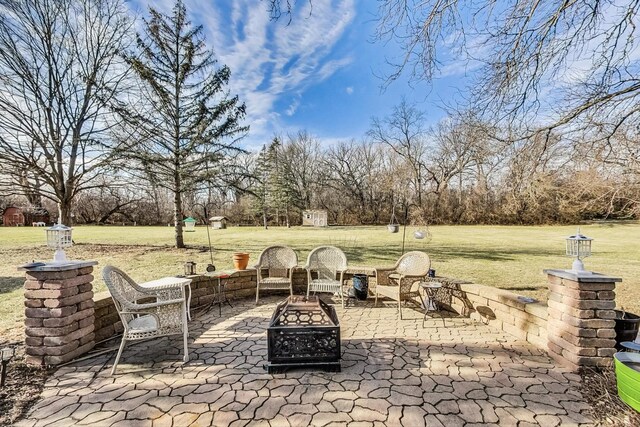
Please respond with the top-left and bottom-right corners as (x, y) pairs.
(209, 216), (227, 221)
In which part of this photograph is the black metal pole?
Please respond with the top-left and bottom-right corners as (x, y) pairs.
(204, 206), (215, 267)
(0, 359), (7, 387)
(401, 203), (409, 255)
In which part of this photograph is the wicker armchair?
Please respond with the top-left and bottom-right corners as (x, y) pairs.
(255, 245), (298, 303)
(102, 266), (189, 375)
(374, 251), (431, 319)
(305, 246), (348, 308)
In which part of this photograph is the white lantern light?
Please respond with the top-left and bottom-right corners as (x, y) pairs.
(565, 228), (592, 272)
(46, 223), (73, 262)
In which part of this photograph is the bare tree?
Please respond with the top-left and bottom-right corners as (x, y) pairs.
(374, 1), (640, 137)
(325, 140), (390, 224)
(280, 131), (323, 211)
(368, 99), (429, 208)
(0, 0), (133, 224)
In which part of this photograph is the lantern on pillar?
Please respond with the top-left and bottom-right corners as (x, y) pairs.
(565, 229), (592, 272)
(46, 223), (73, 262)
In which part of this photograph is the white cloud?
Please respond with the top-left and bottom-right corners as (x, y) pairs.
(346, 86), (354, 95)
(285, 98), (300, 116)
(129, 1), (356, 146)
(199, 0), (356, 145)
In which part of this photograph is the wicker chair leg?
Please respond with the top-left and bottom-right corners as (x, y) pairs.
(111, 338), (127, 375)
(340, 289), (345, 309)
(398, 299), (403, 320)
(255, 286), (260, 304)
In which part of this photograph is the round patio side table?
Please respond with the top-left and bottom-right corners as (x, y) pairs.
(419, 281), (443, 326)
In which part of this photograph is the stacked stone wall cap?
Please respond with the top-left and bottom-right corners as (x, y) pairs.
(18, 260), (98, 273)
(543, 269), (622, 283)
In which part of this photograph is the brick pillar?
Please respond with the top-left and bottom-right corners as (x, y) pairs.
(544, 269), (621, 371)
(20, 261), (98, 366)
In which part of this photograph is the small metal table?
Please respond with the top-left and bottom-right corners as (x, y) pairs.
(205, 272), (233, 315)
(140, 276), (193, 320)
(419, 281), (442, 325)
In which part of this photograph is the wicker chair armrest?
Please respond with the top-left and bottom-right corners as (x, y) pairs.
(123, 298), (184, 311)
(303, 264), (311, 270)
(142, 281), (186, 291)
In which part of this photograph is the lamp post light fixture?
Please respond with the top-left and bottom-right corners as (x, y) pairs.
(566, 229), (593, 273)
(0, 346), (15, 388)
(46, 223), (73, 263)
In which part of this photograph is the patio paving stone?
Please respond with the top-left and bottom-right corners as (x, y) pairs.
(16, 296), (595, 426)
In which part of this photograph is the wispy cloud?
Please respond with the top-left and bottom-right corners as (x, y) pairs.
(285, 98), (300, 116)
(128, 1), (355, 146)
(346, 86), (354, 95)
(198, 1), (355, 144)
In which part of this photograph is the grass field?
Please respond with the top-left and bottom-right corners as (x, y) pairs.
(2, 223), (639, 343)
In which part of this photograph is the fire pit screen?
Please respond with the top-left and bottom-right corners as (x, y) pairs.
(266, 295), (341, 373)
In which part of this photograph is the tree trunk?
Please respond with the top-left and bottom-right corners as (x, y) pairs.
(173, 176), (185, 248)
(285, 204), (290, 228)
(59, 198), (73, 226)
(263, 209), (268, 230)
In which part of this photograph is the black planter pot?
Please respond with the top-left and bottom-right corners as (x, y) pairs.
(614, 310), (640, 350)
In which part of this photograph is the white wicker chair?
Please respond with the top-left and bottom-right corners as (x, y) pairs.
(255, 245), (298, 303)
(102, 266), (189, 375)
(374, 251), (431, 319)
(305, 246), (348, 308)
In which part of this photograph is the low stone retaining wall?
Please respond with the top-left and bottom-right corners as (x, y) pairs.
(89, 268), (622, 371)
(94, 269), (367, 343)
(444, 283), (549, 350)
(94, 269), (547, 348)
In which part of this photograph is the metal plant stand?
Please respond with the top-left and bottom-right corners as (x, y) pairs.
(205, 272), (233, 316)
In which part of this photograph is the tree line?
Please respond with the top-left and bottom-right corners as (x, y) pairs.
(1, 0), (639, 248)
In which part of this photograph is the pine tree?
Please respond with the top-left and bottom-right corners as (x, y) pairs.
(268, 137), (294, 227)
(117, 0), (247, 247)
(252, 145), (271, 229)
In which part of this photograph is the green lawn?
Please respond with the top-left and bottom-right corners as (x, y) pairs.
(2, 223), (639, 342)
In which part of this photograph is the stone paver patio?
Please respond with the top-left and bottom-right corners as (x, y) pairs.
(17, 296), (593, 426)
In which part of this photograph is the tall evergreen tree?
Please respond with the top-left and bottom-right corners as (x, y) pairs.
(252, 145), (272, 229)
(117, 0), (247, 248)
(268, 137), (294, 227)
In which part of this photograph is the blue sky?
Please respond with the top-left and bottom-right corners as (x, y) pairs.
(128, 0), (477, 149)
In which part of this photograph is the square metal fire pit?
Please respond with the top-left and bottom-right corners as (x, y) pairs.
(266, 295), (341, 373)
